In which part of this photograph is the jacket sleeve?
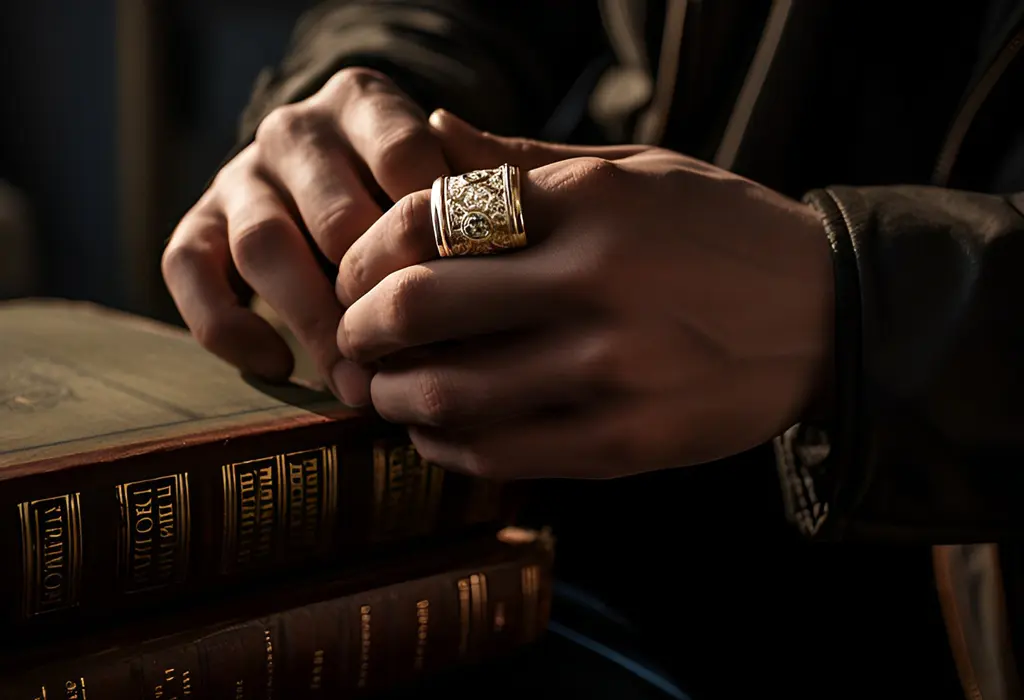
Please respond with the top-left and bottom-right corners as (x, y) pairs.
(775, 185), (1024, 542)
(235, 0), (605, 144)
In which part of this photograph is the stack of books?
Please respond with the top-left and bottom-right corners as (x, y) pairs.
(0, 299), (553, 698)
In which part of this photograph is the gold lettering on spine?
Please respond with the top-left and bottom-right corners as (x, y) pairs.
(253, 464), (272, 563)
(152, 666), (191, 698)
(371, 440), (445, 540)
(221, 446), (338, 573)
(521, 565), (540, 642)
(59, 678), (87, 699)
(358, 605), (372, 688)
(283, 446), (338, 554)
(457, 578), (471, 659)
(264, 629), (275, 699)
(456, 573), (488, 656)
(470, 574), (488, 633)
(116, 474), (191, 593)
(18, 493), (83, 617)
(372, 445), (387, 535)
(221, 457), (277, 573)
(414, 599), (430, 671)
(310, 649), (325, 691)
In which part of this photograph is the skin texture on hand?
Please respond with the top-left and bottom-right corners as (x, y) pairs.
(332, 111), (836, 479)
(162, 68), (448, 402)
(161, 66), (834, 479)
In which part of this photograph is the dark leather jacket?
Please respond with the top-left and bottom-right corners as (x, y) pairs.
(234, 2), (1024, 697)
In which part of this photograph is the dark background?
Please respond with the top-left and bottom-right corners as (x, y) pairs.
(0, 0), (315, 321)
(0, 5), (972, 697)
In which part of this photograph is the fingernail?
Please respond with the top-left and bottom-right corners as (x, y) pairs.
(331, 360), (372, 408)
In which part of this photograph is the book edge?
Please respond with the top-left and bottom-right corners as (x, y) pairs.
(0, 407), (363, 481)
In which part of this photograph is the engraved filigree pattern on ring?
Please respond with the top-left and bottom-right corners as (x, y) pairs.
(436, 164), (526, 256)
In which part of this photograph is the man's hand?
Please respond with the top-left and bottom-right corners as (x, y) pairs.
(334, 112), (835, 478)
(162, 68), (449, 403)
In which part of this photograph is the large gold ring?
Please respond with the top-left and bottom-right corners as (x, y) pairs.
(430, 163), (527, 257)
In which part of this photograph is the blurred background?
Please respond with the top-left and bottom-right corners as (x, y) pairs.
(0, 0), (316, 323)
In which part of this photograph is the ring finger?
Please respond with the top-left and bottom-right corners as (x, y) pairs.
(255, 106), (382, 265)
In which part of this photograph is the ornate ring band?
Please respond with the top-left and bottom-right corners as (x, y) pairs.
(430, 163), (527, 257)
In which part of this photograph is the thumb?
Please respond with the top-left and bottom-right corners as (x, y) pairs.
(428, 109), (647, 173)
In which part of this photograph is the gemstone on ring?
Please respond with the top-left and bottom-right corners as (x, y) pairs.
(461, 212), (492, 240)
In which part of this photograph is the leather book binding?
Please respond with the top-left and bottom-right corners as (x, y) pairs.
(0, 528), (554, 699)
(0, 300), (507, 638)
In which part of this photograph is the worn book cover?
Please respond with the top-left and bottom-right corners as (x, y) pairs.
(0, 299), (506, 640)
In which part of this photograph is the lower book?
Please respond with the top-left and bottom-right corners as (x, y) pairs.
(0, 527), (554, 699)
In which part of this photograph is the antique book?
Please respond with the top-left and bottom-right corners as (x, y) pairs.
(0, 527), (554, 699)
(0, 299), (506, 639)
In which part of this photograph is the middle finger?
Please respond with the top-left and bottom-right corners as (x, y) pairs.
(255, 105), (382, 265)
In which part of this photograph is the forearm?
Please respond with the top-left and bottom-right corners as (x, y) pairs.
(778, 185), (1024, 541)
(237, 0), (604, 142)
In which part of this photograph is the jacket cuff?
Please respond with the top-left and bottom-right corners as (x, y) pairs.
(773, 188), (866, 539)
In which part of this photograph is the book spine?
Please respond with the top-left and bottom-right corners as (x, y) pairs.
(0, 420), (509, 635)
(0, 544), (553, 699)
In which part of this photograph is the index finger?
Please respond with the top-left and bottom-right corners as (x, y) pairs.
(335, 190), (436, 308)
(336, 163), (563, 308)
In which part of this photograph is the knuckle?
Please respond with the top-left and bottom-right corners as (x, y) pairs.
(309, 199), (358, 262)
(417, 370), (457, 426)
(160, 235), (193, 282)
(336, 316), (356, 360)
(577, 334), (624, 384)
(577, 157), (621, 189)
(254, 104), (321, 146)
(190, 315), (233, 357)
(393, 191), (431, 249)
(162, 211), (217, 282)
(231, 217), (290, 273)
(542, 157), (624, 208)
(339, 246), (369, 304)
(374, 123), (431, 176)
(380, 272), (420, 335)
(341, 322), (377, 366)
(323, 66), (391, 98)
